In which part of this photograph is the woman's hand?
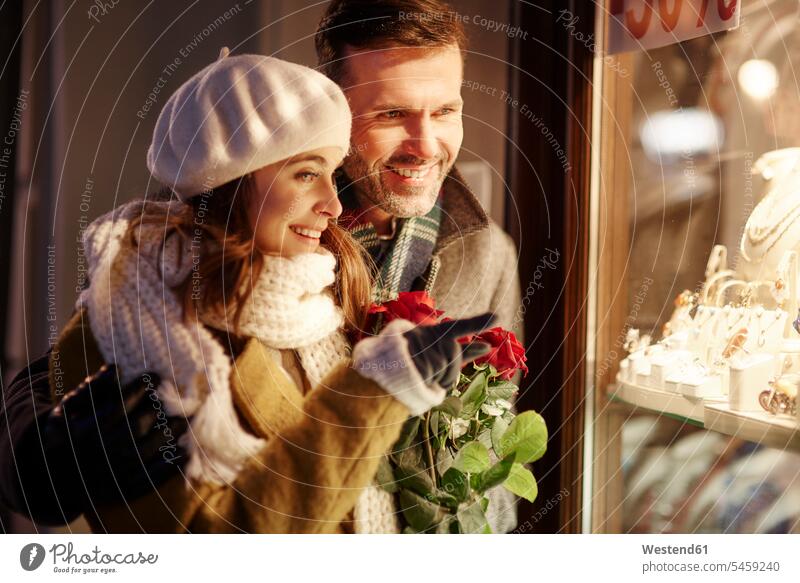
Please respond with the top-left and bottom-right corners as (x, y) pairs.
(352, 313), (497, 415)
(39, 365), (188, 505)
(401, 313), (495, 389)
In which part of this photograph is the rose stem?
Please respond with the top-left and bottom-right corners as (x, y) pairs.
(423, 412), (437, 487)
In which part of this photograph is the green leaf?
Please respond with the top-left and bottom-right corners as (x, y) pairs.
(399, 489), (446, 532)
(459, 372), (488, 418)
(434, 395), (463, 417)
(473, 454), (514, 493)
(375, 457), (398, 493)
(477, 428), (493, 450)
(469, 472), (480, 491)
(490, 416), (509, 453)
(392, 416), (421, 454)
(503, 463), (539, 502)
(440, 467), (469, 502)
(497, 410), (547, 463)
(394, 443), (424, 469)
(433, 491), (460, 510)
(488, 381), (518, 401)
(435, 447), (454, 475)
(451, 441), (490, 473)
(394, 465), (435, 498)
(457, 500), (489, 534)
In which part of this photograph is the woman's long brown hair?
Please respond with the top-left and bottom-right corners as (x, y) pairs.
(127, 175), (373, 338)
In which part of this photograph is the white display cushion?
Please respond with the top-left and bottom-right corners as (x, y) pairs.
(729, 353), (777, 412)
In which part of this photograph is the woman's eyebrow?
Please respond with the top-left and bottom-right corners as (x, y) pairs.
(286, 154), (329, 167)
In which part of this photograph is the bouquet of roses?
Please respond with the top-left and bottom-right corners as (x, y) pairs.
(361, 291), (547, 534)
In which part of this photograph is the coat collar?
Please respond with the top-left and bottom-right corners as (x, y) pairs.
(435, 166), (489, 254)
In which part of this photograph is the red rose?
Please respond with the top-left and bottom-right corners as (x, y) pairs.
(362, 291), (444, 337)
(462, 327), (528, 380)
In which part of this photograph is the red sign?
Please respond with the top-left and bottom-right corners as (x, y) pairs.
(606, 0), (741, 54)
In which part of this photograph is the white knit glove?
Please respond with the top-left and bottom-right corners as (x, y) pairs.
(352, 315), (495, 416)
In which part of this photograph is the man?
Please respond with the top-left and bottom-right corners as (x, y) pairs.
(317, 0), (521, 330)
(0, 0), (522, 532)
(315, 0), (522, 533)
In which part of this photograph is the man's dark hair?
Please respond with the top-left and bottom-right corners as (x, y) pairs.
(315, 0), (467, 84)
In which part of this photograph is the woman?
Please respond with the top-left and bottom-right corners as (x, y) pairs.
(48, 49), (491, 533)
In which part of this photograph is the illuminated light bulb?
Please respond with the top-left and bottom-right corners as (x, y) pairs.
(738, 59), (778, 100)
(639, 108), (724, 163)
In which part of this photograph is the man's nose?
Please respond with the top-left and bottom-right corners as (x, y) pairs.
(314, 181), (343, 219)
(403, 115), (439, 160)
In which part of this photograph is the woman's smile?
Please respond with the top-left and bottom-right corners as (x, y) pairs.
(289, 224), (324, 244)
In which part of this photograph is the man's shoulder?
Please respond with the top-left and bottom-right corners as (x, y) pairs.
(460, 218), (518, 256)
(429, 217), (521, 324)
(434, 218), (518, 279)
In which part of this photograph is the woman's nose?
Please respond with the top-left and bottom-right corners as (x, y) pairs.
(314, 181), (343, 219)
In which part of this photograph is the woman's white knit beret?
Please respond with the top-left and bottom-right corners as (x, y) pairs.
(147, 48), (352, 200)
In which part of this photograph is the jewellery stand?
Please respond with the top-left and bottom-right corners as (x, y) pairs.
(729, 354), (779, 412)
(617, 150), (800, 421)
(777, 250), (799, 343)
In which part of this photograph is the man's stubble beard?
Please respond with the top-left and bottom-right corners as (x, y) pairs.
(342, 149), (451, 218)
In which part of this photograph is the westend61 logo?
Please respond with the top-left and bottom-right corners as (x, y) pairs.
(19, 542), (158, 574)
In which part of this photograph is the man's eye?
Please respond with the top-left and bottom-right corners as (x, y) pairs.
(381, 110), (403, 119)
(437, 107), (456, 116)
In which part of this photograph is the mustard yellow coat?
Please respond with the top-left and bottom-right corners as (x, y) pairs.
(49, 309), (409, 533)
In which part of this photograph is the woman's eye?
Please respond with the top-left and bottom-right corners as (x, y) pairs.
(298, 171), (320, 183)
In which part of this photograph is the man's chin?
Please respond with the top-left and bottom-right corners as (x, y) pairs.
(375, 177), (444, 217)
(376, 190), (439, 218)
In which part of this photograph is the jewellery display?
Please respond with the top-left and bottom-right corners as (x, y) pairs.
(623, 328), (651, 353)
(759, 375), (798, 416)
(739, 149), (800, 282)
(702, 270), (736, 305)
(722, 306), (749, 334)
(687, 306), (723, 356)
(715, 280), (748, 308)
(757, 310), (784, 348)
(722, 328), (749, 359)
(693, 305), (716, 329)
(679, 289), (700, 319)
(729, 354), (778, 413)
(771, 277), (789, 306)
(663, 290), (702, 337)
(617, 148), (800, 424)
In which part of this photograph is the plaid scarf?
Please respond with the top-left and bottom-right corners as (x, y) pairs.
(339, 188), (441, 302)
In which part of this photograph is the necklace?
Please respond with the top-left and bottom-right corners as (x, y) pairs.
(740, 166), (800, 261)
(725, 307), (748, 333)
(758, 310), (784, 347)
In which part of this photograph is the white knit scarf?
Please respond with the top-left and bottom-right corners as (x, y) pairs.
(78, 199), (398, 533)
